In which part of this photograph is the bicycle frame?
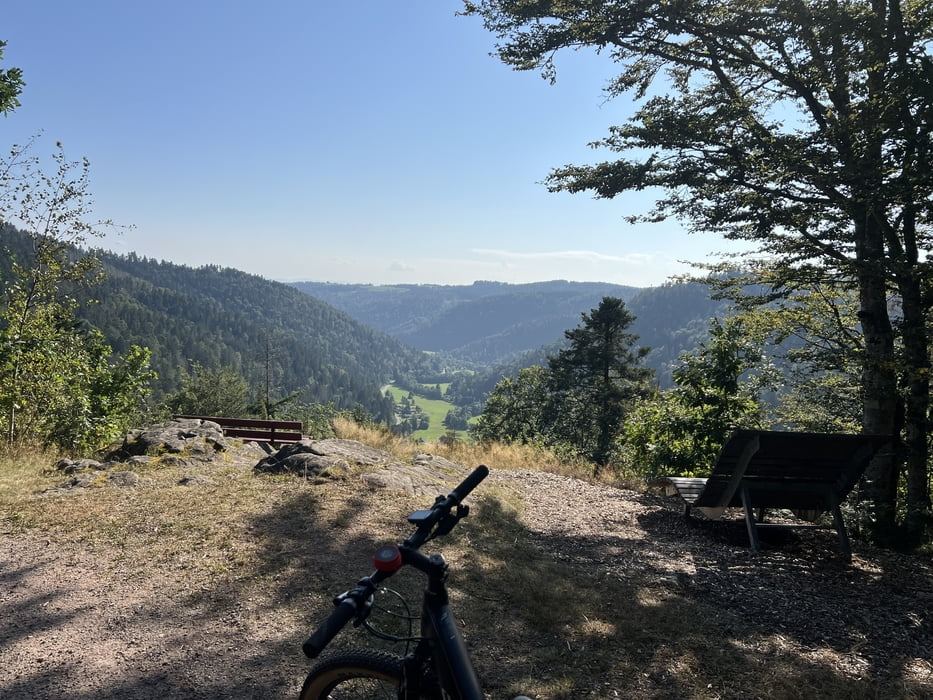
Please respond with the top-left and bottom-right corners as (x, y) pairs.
(302, 465), (491, 699)
(399, 547), (483, 700)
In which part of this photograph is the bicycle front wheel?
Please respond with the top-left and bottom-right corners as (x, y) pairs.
(300, 648), (431, 700)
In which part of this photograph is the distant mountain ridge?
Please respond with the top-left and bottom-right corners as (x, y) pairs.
(1, 224), (728, 422)
(292, 280), (644, 366)
(291, 279), (728, 377)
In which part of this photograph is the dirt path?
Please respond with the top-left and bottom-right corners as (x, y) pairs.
(2, 469), (932, 698)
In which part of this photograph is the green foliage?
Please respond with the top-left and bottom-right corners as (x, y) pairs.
(621, 317), (778, 481)
(343, 403), (375, 428)
(0, 142), (155, 451)
(474, 298), (654, 471)
(471, 365), (550, 446)
(43, 335), (155, 452)
(0, 41), (25, 116)
(739, 284), (863, 433)
(442, 405), (472, 431)
(162, 362), (249, 418)
(290, 402), (339, 439)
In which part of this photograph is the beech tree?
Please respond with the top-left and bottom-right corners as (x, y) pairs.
(463, 0), (933, 543)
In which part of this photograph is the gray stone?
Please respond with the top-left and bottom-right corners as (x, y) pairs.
(108, 418), (230, 459)
(304, 439), (396, 465)
(108, 471), (142, 488)
(55, 458), (104, 474)
(359, 459), (467, 497)
(254, 438), (393, 476)
(178, 474), (215, 487)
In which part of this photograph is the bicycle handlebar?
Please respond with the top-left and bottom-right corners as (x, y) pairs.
(302, 465), (490, 659)
(302, 596), (361, 658)
(450, 464), (489, 505)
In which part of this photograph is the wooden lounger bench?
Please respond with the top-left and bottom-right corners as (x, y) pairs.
(652, 430), (891, 558)
(174, 415), (304, 445)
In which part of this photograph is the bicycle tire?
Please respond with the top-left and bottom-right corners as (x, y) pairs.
(300, 648), (433, 700)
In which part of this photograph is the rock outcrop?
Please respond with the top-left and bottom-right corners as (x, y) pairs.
(47, 417), (471, 497)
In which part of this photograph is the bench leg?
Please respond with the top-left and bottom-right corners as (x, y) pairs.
(740, 483), (761, 551)
(829, 494), (852, 560)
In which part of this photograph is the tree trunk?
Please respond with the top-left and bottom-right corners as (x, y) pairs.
(855, 227), (899, 541)
(897, 270), (932, 543)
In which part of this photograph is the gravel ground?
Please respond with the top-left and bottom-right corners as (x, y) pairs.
(2, 468), (931, 699)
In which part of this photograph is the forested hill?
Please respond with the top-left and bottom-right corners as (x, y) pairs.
(76, 252), (439, 415)
(292, 279), (729, 378)
(292, 280), (644, 366)
(0, 230), (432, 422)
(439, 281), (731, 408)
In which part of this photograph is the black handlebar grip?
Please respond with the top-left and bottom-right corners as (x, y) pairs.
(302, 598), (358, 658)
(450, 465), (489, 504)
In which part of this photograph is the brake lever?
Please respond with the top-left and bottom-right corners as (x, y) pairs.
(333, 580), (376, 626)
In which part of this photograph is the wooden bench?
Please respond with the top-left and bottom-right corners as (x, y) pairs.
(174, 415), (304, 445)
(652, 429), (892, 558)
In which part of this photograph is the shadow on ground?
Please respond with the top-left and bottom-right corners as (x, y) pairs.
(1, 471), (930, 699)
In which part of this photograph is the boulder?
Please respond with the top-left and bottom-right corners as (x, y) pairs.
(254, 438), (394, 476)
(110, 418), (230, 458)
(304, 438), (397, 465)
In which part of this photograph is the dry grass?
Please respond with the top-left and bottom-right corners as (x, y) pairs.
(333, 418), (599, 481)
(2, 439), (931, 700)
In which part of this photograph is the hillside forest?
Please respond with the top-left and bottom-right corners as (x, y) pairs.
(2, 6), (932, 553)
(1, 208), (927, 548)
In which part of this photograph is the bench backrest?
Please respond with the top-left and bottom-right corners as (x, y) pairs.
(174, 415), (303, 443)
(695, 430), (891, 510)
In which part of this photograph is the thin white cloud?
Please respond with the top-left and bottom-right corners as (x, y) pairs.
(471, 248), (659, 266)
(387, 260), (416, 273)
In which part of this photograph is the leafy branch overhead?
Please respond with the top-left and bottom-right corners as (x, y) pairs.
(0, 40), (25, 116)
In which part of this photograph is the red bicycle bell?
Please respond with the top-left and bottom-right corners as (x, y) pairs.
(372, 545), (403, 573)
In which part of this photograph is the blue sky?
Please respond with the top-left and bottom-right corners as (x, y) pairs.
(3, 1), (726, 287)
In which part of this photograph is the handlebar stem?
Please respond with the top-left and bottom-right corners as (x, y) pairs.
(400, 546), (447, 578)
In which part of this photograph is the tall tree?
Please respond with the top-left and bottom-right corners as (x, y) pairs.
(463, 0), (933, 542)
(547, 297), (652, 470)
